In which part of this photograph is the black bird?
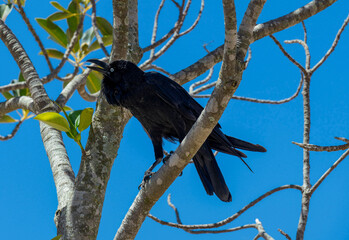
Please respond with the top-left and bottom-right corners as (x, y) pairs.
(87, 59), (266, 202)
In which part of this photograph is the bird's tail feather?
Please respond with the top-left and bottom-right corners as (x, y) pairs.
(193, 143), (232, 202)
(226, 135), (267, 152)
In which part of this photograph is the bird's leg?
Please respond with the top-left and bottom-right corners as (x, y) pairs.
(162, 151), (174, 164)
(139, 135), (163, 189)
(138, 158), (162, 190)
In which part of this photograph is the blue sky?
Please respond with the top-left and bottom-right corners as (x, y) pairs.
(1, 1), (349, 239)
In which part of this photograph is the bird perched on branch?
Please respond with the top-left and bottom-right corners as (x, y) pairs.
(87, 59), (266, 202)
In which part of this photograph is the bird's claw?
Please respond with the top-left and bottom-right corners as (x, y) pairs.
(138, 171), (154, 190)
(163, 151), (174, 164)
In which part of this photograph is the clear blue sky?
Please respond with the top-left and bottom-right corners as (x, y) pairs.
(1, 1), (349, 239)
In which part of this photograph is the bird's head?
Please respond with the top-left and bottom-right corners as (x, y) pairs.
(86, 59), (143, 105)
(86, 59), (143, 83)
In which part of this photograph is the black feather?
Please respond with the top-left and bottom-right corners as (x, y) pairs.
(89, 59), (266, 202)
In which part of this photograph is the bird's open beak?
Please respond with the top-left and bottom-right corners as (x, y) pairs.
(86, 59), (108, 74)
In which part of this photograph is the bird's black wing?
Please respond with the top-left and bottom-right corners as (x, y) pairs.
(144, 72), (202, 122)
(144, 72), (247, 158)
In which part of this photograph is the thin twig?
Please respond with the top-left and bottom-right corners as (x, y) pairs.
(178, 0), (204, 37)
(148, 185), (301, 230)
(301, 21), (307, 44)
(255, 219), (275, 240)
(15, 1), (53, 71)
(149, 0), (166, 58)
(292, 141), (349, 152)
(44, 14), (85, 84)
(189, 68), (215, 95)
(311, 149), (349, 194)
(0, 120), (23, 141)
(284, 39), (310, 71)
(311, 14), (349, 72)
(279, 228), (292, 240)
(142, 0), (183, 52)
(269, 35), (306, 74)
(91, 0), (109, 57)
(245, 47), (252, 68)
(194, 73), (304, 104)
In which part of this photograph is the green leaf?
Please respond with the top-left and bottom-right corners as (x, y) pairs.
(67, 1), (80, 33)
(78, 107), (93, 132)
(48, 12), (76, 21)
(34, 112), (70, 132)
(1, 91), (13, 100)
(86, 35), (112, 54)
(63, 106), (72, 111)
(0, 3), (13, 21)
(18, 72), (29, 96)
(86, 70), (102, 94)
(36, 18), (68, 47)
(39, 48), (65, 60)
(51, 235), (62, 240)
(0, 114), (17, 123)
(68, 110), (83, 129)
(96, 17), (113, 36)
(50, 1), (68, 12)
(81, 27), (95, 51)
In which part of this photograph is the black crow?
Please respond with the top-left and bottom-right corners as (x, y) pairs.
(87, 59), (266, 202)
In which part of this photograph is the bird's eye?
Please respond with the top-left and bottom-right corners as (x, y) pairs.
(110, 68), (115, 72)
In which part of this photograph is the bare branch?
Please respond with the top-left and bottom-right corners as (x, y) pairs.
(91, 0), (110, 57)
(111, 0), (129, 60)
(55, 69), (92, 107)
(237, 0), (267, 59)
(245, 47), (252, 68)
(178, 0), (204, 37)
(0, 17), (75, 218)
(189, 68), (214, 95)
(172, 0), (337, 85)
(296, 74), (311, 240)
(292, 141), (349, 152)
(148, 0), (166, 57)
(45, 14), (85, 84)
(0, 96), (35, 115)
(0, 81), (27, 93)
(147, 185), (301, 230)
(279, 229), (292, 240)
(255, 219), (275, 240)
(194, 73), (304, 104)
(77, 86), (99, 102)
(269, 35), (306, 73)
(0, 120), (23, 141)
(142, 0), (183, 53)
(141, 0), (205, 68)
(284, 39), (311, 71)
(142, 64), (172, 76)
(311, 149), (349, 194)
(311, 13), (349, 72)
(301, 21), (308, 44)
(16, 1), (53, 71)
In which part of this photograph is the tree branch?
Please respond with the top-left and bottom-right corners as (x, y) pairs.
(16, 0), (53, 71)
(0, 96), (35, 115)
(0, 120), (23, 141)
(172, 0), (338, 85)
(311, 13), (349, 72)
(148, 185), (301, 230)
(91, 0), (110, 57)
(311, 149), (349, 194)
